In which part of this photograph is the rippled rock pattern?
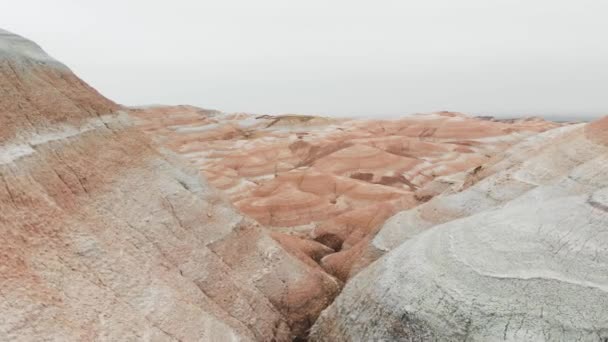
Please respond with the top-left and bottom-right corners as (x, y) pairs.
(311, 117), (608, 341)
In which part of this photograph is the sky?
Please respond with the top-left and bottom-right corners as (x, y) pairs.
(3, 0), (607, 119)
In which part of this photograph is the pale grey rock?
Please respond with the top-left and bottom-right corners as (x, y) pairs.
(312, 121), (608, 341)
(313, 193), (608, 341)
(0, 28), (67, 69)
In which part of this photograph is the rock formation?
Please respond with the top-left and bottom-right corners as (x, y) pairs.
(131, 106), (560, 282)
(310, 117), (608, 341)
(0, 28), (339, 341)
(3, 27), (606, 342)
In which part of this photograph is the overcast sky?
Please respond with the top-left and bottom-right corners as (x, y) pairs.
(3, 0), (607, 119)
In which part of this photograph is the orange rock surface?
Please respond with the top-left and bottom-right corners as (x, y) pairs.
(131, 107), (561, 280)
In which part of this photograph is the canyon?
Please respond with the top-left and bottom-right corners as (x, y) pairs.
(1, 28), (607, 341)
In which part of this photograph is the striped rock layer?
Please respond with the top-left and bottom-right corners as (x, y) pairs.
(0, 28), (338, 341)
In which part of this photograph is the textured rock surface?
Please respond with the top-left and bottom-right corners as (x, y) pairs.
(131, 107), (560, 281)
(311, 118), (608, 341)
(0, 29), (339, 341)
(4, 27), (604, 342)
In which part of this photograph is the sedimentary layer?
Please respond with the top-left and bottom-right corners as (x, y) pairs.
(0, 29), (338, 341)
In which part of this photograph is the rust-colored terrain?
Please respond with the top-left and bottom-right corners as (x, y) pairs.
(131, 106), (560, 282)
(0, 29), (338, 341)
(2, 28), (607, 342)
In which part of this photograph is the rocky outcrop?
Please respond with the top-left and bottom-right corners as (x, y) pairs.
(0, 29), (338, 341)
(310, 118), (608, 341)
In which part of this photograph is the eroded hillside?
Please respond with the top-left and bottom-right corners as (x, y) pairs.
(0, 28), (338, 341)
(2, 27), (606, 342)
(311, 117), (608, 341)
(130, 105), (560, 283)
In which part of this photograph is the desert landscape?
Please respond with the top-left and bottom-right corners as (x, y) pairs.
(1, 28), (607, 341)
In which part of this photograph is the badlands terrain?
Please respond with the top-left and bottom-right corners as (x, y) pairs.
(1, 28), (607, 341)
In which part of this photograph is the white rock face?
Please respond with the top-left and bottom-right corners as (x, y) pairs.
(311, 121), (608, 341)
(0, 28), (67, 68)
(372, 123), (592, 252)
